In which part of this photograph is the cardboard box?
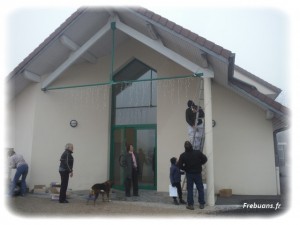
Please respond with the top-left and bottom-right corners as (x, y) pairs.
(49, 187), (60, 194)
(49, 185), (71, 200)
(33, 185), (46, 194)
(219, 189), (232, 197)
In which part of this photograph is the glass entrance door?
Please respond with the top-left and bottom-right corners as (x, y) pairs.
(111, 125), (156, 190)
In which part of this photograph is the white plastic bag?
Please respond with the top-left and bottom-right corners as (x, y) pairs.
(169, 184), (178, 197)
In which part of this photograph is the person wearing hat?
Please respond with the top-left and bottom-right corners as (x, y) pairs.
(185, 100), (205, 150)
(8, 148), (29, 196)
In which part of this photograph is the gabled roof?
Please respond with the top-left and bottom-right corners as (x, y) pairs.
(7, 6), (289, 129)
(134, 7), (234, 60)
(7, 6), (235, 96)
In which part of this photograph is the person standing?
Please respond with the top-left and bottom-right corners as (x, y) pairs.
(58, 143), (74, 203)
(169, 157), (186, 205)
(124, 144), (139, 197)
(8, 148), (29, 196)
(177, 141), (207, 210)
(185, 100), (205, 151)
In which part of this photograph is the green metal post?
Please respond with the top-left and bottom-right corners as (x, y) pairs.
(110, 21), (116, 83)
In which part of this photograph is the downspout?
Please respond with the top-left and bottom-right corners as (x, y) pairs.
(273, 127), (290, 195)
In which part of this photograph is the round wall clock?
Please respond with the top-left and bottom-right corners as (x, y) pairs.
(70, 120), (78, 128)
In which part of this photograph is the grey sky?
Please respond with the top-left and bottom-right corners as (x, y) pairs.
(5, 5), (291, 106)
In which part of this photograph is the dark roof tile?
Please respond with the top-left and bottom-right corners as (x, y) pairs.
(151, 13), (161, 22)
(158, 17), (168, 26)
(196, 36), (206, 45)
(188, 31), (198, 41)
(145, 10), (154, 18)
(180, 27), (191, 38)
(136, 7), (147, 14)
(211, 44), (223, 55)
(173, 24), (182, 33)
(221, 49), (233, 59)
(166, 20), (176, 29)
(203, 40), (214, 49)
(134, 7), (234, 61)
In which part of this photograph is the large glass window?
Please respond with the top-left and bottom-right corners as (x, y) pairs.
(112, 59), (157, 125)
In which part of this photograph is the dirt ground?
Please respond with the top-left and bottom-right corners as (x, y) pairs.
(5, 194), (221, 219)
(6, 192), (286, 220)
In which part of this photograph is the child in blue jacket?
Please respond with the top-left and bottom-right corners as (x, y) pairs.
(169, 157), (186, 205)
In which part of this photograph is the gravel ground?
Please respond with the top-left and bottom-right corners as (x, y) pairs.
(5, 194), (239, 219)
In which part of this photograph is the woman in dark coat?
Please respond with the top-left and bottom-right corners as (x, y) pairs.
(124, 144), (139, 197)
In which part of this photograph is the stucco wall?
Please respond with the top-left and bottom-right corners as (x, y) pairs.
(212, 82), (277, 195)
(28, 64), (111, 190)
(6, 83), (38, 182)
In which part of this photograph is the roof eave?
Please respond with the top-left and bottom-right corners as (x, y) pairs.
(229, 78), (289, 118)
(7, 7), (87, 81)
(129, 7), (235, 65)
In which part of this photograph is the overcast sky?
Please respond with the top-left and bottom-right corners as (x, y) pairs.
(2, 1), (298, 107)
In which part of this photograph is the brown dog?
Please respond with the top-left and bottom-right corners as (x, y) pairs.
(87, 180), (113, 205)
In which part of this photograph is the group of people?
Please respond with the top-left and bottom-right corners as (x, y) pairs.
(7, 142), (138, 203)
(8, 99), (205, 210)
(169, 100), (207, 210)
(7, 143), (74, 204)
(169, 140), (207, 210)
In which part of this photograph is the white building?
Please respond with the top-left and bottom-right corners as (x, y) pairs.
(6, 7), (289, 206)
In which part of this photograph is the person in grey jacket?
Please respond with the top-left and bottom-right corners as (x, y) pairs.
(8, 148), (29, 196)
(58, 143), (74, 203)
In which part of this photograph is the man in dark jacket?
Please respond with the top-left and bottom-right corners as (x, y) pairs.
(185, 100), (205, 150)
(58, 143), (74, 203)
(177, 141), (207, 210)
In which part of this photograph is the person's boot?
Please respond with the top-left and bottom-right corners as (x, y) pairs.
(179, 199), (186, 204)
(173, 199), (179, 205)
(186, 205), (194, 210)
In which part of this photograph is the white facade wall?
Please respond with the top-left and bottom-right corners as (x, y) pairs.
(6, 83), (37, 181)
(212, 82), (277, 195)
(8, 38), (277, 194)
